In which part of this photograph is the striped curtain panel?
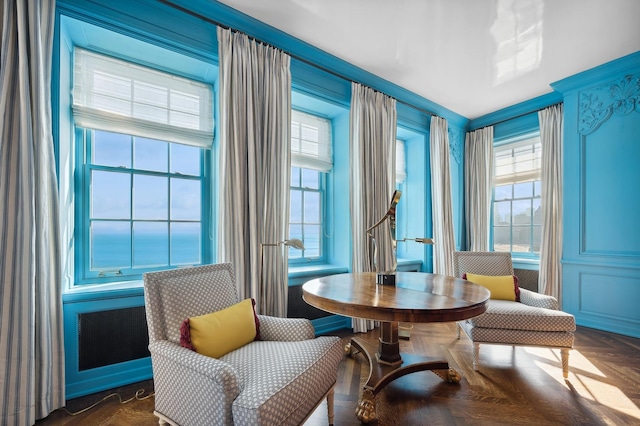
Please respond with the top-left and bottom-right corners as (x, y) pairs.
(0, 1), (65, 425)
(430, 116), (456, 276)
(464, 126), (494, 252)
(217, 27), (292, 317)
(350, 83), (397, 333)
(538, 104), (564, 305)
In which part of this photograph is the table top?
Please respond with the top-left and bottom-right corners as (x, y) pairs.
(302, 272), (490, 323)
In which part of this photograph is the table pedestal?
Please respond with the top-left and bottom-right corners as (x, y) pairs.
(347, 321), (461, 423)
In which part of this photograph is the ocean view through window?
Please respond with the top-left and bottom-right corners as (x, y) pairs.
(77, 129), (208, 283)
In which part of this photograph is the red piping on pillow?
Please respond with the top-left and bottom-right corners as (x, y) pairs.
(180, 318), (196, 351)
(251, 298), (261, 341)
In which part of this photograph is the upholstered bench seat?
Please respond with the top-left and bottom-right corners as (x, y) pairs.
(467, 300), (576, 332)
(460, 320), (575, 348)
(222, 338), (343, 425)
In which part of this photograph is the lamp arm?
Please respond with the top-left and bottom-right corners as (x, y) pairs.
(366, 214), (389, 235)
(370, 236), (379, 272)
(366, 189), (402, 235)
(396, 237), (434, 244)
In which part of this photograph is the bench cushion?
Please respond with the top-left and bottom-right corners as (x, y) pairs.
(460, 321), (575, 348)
(468, 300), (576, 332)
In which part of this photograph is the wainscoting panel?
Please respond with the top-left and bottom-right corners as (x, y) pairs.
(563, 264), (640, 338)
(581, 115), (640, 256)
(578, 270), (640, 322)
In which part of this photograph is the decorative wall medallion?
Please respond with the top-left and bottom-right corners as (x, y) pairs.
(448, 128), (462, 164)
(579, 74), (640, 134)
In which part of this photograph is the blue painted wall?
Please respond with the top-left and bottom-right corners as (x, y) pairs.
(552, 52), (640, 338)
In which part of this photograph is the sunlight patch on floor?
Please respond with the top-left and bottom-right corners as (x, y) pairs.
(525, 347), (606, 380)
(575, 374), (640, 420)
(525, 348), (640, 421)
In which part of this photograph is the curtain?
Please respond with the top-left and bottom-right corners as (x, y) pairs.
(430, 116), (456, 276)
(350, 82), (396, 333)
(464, 126), (494, 252)
(217, 27), (292, 317)
(0, 1), (65, 424)
(538, 104), (564, 304)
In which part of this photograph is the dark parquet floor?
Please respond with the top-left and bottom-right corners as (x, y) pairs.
(36, 323), (640, 425)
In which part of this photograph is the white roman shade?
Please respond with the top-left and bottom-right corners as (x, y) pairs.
(494, 135), (541, 185)
(396, 139), (406, 183)
(291, 110), (332, 171)
(73, 48), (214, 148)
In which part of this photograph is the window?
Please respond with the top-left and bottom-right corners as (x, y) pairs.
(492, 134), (542, 255)
(289, 110), (332, 262)
(72, 49), (213, 284)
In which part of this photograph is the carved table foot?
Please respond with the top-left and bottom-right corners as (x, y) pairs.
(355, 389), (376, 423)
(432, 368), (461, 383)
(345, 342), (352, 356)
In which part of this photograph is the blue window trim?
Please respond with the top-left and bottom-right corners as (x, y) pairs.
(73, 128), (212, 286)
(290, 92), (343, 268)
(58, 13), (218, 288)
(491, 126), (542, 264)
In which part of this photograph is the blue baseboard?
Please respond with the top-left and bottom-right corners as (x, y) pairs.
(66, 357), (152, 400)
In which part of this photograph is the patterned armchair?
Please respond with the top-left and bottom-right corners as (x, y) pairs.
(453, 251), (576, 378)
(144, 263), (344, 425)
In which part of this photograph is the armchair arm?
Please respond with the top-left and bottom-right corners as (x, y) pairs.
(149, 340), (240, 425)
(257, 315), (316, 341)
(520, 288), (559, 310)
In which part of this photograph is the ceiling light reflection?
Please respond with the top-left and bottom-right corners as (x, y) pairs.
(490, 0), (544, 85)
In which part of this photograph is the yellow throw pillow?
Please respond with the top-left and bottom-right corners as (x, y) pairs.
(464, 273), (520, 302)
(180, 298), (259, 358)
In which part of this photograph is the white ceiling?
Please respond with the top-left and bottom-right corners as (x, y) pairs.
(217, 0), (640, 119)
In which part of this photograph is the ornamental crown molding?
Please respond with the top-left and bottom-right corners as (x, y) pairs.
(579, 73), (640, 135)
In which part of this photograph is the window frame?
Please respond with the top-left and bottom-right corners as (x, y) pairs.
(491, 132), (542, 259)
(288, 166), (328, 264)
(73, 128), (212, 286)
(288, 108), (333, 265)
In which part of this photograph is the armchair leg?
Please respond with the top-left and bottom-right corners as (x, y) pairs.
(473, 343), (480, 371)
(456, 323), (461, 339)
(327, 388), (335, 426)
(561, 348), (570, 378)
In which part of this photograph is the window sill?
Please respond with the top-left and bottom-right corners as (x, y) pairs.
(288, 263), (349, 285)
(397, 257), (423, 271)
(63, 280), (144, 303)
(512, 257), (540, 271)
(63, 263), (351, 299)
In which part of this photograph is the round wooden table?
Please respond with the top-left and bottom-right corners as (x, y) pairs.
(302, 272), (490, 423)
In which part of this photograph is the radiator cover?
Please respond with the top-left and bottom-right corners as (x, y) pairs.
(78, 306), (150, 371)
